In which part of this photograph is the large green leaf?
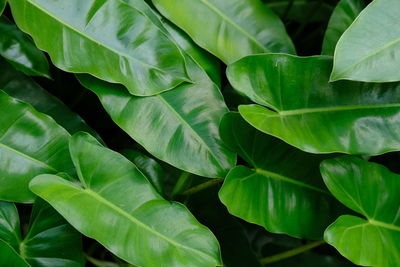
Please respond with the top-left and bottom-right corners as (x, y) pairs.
(228, 54), (400, 155)
(8, 0), (190, 96)
(0, 200), (83, 266)
(218, 112), (339, 239)
(330, 0), (400, 82)
(152, 0), (295, 64)
(0, 58), (101, 141)
(322, 0), (365, 55)
(0, 90), (74, 203)
(321, 156), (400, 267)
(30, 132), (222, 267)
(0, 17), (50, 78)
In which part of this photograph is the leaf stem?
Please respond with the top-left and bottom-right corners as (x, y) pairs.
(260, 240), (325, 265)
(181, 178), (224, 196)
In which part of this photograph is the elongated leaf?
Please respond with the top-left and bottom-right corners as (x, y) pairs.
(322, 0), (365, 55)
(0, 200), (83, 266)
(321, 156), (400, 267)
(30, 132), (221, 267)
(0, 90), (74, 203)
(228, 54), (400, 155)
(0, 58), (101, 141)
(218, 113), (338, 239)
(0, 0), (5, 16)
(330, 0), (400, 82)
(8, 0), (190, 96)
(77, 52), (235, 178)
(153, 0), (295, 64)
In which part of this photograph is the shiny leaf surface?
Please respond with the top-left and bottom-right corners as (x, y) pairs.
(0, 17), (50, 78)
(321, 156), (400, 267)
(228, 54), (400, 155)
(322, 0), (365, 55)
(8, 0), (190, 96)
(0, 90), (74, 203)
(218, 112), (339, 239)
(30, 132), (222, 267)
(0, 200), (84, 266)
(153, 0), (295, 64)
(330, 0), (400, 82)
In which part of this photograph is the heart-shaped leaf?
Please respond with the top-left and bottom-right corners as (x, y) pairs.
(321, 156), (400, 267)
(0, 90), (74, 203)
(330, 0), (400, 82)
(30, 132), (222, 267)
(228, 54), (400, 155)
(8, 0), (190, 96)
(0, 200), (83, 266)
(322, 0), (365, 55)
(153, 0), (295, 64)
(218, 112), (340, 239)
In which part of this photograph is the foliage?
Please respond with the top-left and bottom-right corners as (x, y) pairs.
(0, 0), (398, 266)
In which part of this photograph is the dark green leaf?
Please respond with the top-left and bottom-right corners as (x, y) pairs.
(0, 0), (6, 16)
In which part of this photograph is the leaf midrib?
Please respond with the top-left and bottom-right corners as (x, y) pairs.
(84, 189), (213, 260)
(198, 0), (268, 52)
(369, 219), (400, 232)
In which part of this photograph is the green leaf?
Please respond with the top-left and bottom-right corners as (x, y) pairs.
(0, 17), (50, 78)
(30, 132), (222, 267)
(321, 156), (400, 267)
(0, 200), (84, 266)
(8, 0), (190, 96)
(0, 90), (74, 203)
(121, 149), (164, 195)
(152, 0), (295, 64)
(0, 240), (29, 267)
(228, 54), (400, 155)
(330, 0), (400, 82)
(77, 54), (235, 178)
(218, 112), (339, 239)
(322, 0), (365, 55)
(0, 0), (6, 16)
(0, 58), (101, 141)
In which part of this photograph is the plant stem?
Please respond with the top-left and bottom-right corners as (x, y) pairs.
(181, 178), (224, 196)
(260, 240), (325, 265)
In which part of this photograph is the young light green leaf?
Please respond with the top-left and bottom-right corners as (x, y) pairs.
(152, 0), (295, 64)
(322, 0), (365, 55)
(0, 17), (50, 78)
(321, 156), (400, 267)
(0, 200), (84, 267)
(8, 0), (191, 96)
(30, 132), (222, 267)
(330, 0), (400, 82)
(218, 113), (339, 239)
(228, 54), (400, 155)
(0, 90), (74, 203)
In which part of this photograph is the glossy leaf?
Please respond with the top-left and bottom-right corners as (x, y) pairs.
(30, 132), (222, 267)
(321, 156), (400, 267)
(228, 54), (400, 155)
(0, 200), (84, 266)
(77, 54), (235, 178)
(330, 0), (400, 82)
(218, 112), (339, 239)
(322, 0), (365, 55)
(0, 90), (74, 203)
(0, 17), (50, 78)
(8, 0), (190, 96)
(0, 58), (101, 140)
(153, 0), (295, 64)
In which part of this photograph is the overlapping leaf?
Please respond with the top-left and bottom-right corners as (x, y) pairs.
(228, 54), (400, 155)
(218, 112), (339, 239)
(0, 200), (83, 266)
(321, 156), (400, 267)
(0, 90), (74, 203)
(0, 17), (50, 78)
(153, 0), (295, 64)
(30, 132), (221, 267)
(8, 0), (191, 96)
(331, 0), (400, 82)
